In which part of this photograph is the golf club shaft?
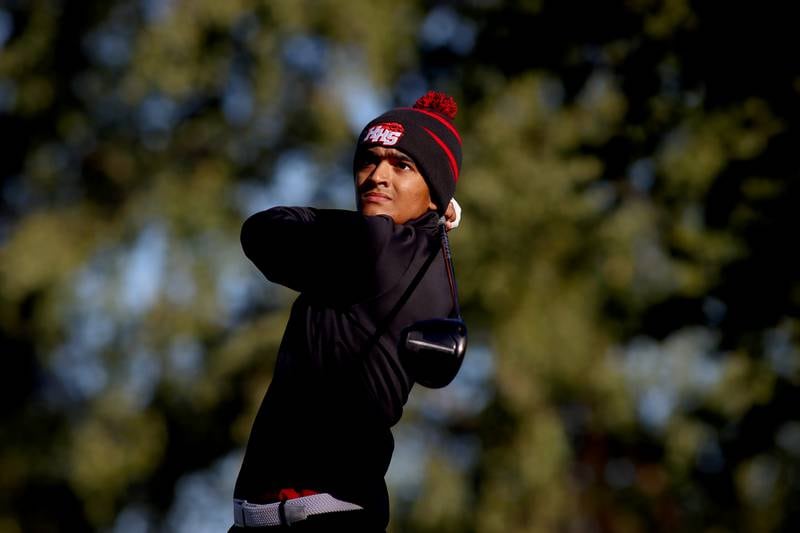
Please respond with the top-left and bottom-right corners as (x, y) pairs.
(439, 223), (462, 319)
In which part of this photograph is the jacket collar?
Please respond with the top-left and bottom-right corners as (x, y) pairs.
(406, 210), (441, 234)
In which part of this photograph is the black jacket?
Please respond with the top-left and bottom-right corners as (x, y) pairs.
(233, 207), (454, 529)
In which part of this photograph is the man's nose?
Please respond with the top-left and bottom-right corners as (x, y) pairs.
(368, 160), (392, 184)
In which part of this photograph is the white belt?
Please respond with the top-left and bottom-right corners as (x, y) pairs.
(233, 493), (363, 527)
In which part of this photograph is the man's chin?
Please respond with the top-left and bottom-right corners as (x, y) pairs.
(359, 204), (394, 219)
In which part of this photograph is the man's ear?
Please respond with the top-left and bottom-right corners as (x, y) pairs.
(428, 200), (438, 211)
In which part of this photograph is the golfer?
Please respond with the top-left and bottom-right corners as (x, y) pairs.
(230, 91), (464, 532)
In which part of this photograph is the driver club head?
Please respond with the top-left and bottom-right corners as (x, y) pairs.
(399, 318), (467, 388)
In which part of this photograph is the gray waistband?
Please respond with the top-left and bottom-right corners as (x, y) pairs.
(233, 493), (363, 527)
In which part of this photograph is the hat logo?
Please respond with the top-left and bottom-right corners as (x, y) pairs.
(362, 122), (404, 146)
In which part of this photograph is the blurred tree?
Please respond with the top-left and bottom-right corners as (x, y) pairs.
(430, 1), (800, 532)
(1, 1), (798, 532)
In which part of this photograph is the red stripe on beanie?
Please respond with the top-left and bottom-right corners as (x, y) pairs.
(401, 107), (462, 145)
(421, 126), (459, 182)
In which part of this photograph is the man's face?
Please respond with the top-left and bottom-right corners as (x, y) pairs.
(354, 146), (437, 224)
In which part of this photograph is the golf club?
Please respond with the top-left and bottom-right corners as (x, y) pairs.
(399, 220), (467, 388)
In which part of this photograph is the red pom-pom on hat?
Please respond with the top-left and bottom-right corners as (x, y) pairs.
(413, 91), (458, 120)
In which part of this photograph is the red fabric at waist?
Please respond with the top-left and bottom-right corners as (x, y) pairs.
(264, 488), (320, 502)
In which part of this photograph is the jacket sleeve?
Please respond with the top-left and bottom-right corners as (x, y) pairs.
(240, 207), (406, 300)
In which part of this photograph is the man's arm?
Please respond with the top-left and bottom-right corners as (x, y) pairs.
(240, 206), (401, 299)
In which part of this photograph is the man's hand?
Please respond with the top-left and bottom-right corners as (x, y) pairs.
(444, 198), (462, 231)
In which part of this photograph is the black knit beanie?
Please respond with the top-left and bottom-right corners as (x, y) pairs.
(354, 91), (462, 214)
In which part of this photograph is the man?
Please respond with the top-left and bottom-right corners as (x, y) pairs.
(230, 91), (464, 532)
